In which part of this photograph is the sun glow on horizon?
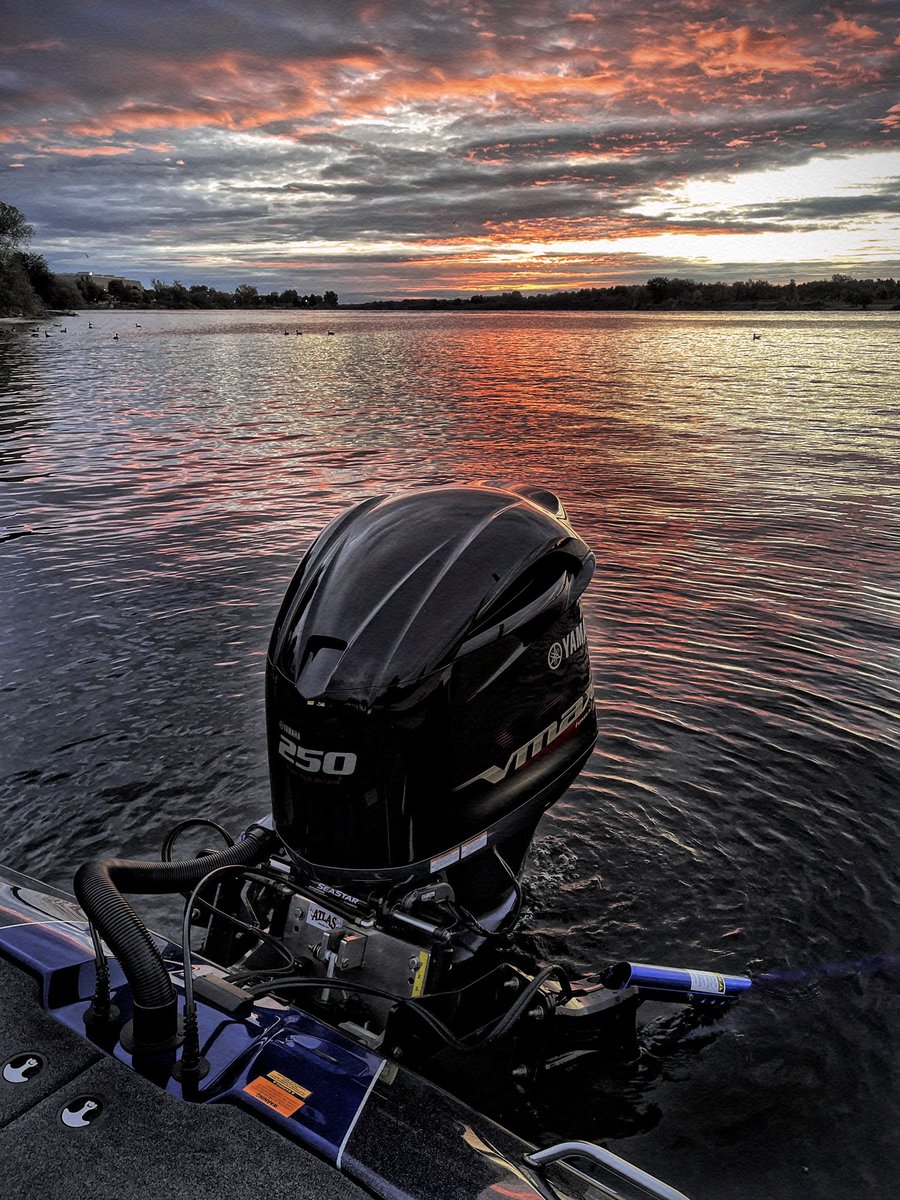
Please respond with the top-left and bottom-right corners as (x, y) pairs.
(630, 150), (900, 220)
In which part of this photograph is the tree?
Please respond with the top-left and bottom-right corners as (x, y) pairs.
(20, 252), (54, 303)
(646, 276), (671, 304)
(20, 250), (83, 313)
(151, 278), (174, 306)
(234, 283), (259, 307)
(108, 278), (144, 306)
(48, 275), (85, 309)
(0, 202), (33, 251)
(323, 290), (339, 308)
(189, 284), (216, 308)
(0, 254), (42, 316)
(77, 276), (106, 304)
(0, 202), (42, 316)
(170, 280), (191, 308)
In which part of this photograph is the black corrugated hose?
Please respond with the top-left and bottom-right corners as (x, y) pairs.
(73, 825), (274, 1055)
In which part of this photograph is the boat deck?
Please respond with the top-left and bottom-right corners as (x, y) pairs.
(0, 954), (370, 1200)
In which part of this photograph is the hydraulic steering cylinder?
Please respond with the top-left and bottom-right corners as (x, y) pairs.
(603, 961), (752, 1005)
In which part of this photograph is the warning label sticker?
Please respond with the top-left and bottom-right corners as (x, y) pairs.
(266, 1070), (311, 1100)
(244, 1073), (310, 1117)
(430, 847), (460, 873)
(460, 832), (488, 859)
(688, 970), (726, 994)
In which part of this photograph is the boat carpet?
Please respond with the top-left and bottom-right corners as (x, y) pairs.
(0, 954), (372, 1200)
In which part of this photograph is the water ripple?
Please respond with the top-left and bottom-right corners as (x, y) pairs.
(1, 308), (898, 1198)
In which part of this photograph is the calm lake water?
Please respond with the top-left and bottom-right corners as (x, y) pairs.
(2, 307), (898, 1198)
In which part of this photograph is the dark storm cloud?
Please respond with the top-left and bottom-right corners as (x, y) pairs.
(1, 0), (898, 296)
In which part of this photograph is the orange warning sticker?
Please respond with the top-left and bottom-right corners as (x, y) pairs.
(266, 1070), (311, 1100)
(244, 1075), (306, 1117)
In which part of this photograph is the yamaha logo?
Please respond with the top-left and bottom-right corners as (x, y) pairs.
(548, 619), (586, 670)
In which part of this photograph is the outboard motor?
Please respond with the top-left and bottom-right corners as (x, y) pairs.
(265, 484), (597, 929)
(73, 482), (751, 1087)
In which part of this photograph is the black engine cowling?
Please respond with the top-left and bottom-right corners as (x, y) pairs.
(265, 484), (597, 903)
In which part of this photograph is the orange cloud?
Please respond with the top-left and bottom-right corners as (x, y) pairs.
(827, 17), (880, 42)
(9, 15), (890, 157)
(36, 144), (135, 156)
(633, 24), (825, 79)
(41, 47), (387, 141)
(67, 107), (233, 137)
(337, 65), (626, 121)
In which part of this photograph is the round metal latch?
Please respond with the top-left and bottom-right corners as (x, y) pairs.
(60, 1095), (104, 1128)
(2, 1052), (46, 1084)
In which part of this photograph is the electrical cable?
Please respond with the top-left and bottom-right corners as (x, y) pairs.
(84, 920), (118, 1025)
(245, 962), (573, 1053)
(161, 818), (235, 862)
(470, 965), (571, 1045)
(191, 894), (296, 974)
(492, 845), (524, 931)
(176, 863), (303, 1076)
(446, 849), (528, 940)
(435, 846), (524, 941)
(244, 975), (474, 1051)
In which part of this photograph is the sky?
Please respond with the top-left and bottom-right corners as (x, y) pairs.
(2, 1), (899, 301)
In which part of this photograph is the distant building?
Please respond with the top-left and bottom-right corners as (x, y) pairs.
(58, 271), (143, 293)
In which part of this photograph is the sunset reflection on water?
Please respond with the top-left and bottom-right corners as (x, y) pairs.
(1, 307), (898, 1198)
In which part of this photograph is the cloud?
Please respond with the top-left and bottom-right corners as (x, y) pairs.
(827, 16), (881, 43)
(1, 0), (897, 297)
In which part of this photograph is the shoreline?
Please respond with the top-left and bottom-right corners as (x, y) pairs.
(3, 302), (899, 323)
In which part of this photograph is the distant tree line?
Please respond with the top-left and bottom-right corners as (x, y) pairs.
(137, 280), (339, 310)
(355, 274), (900, 312)
(0, 201), (339, 316)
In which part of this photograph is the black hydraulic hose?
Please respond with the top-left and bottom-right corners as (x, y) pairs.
(73, 825), (274, 1055)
